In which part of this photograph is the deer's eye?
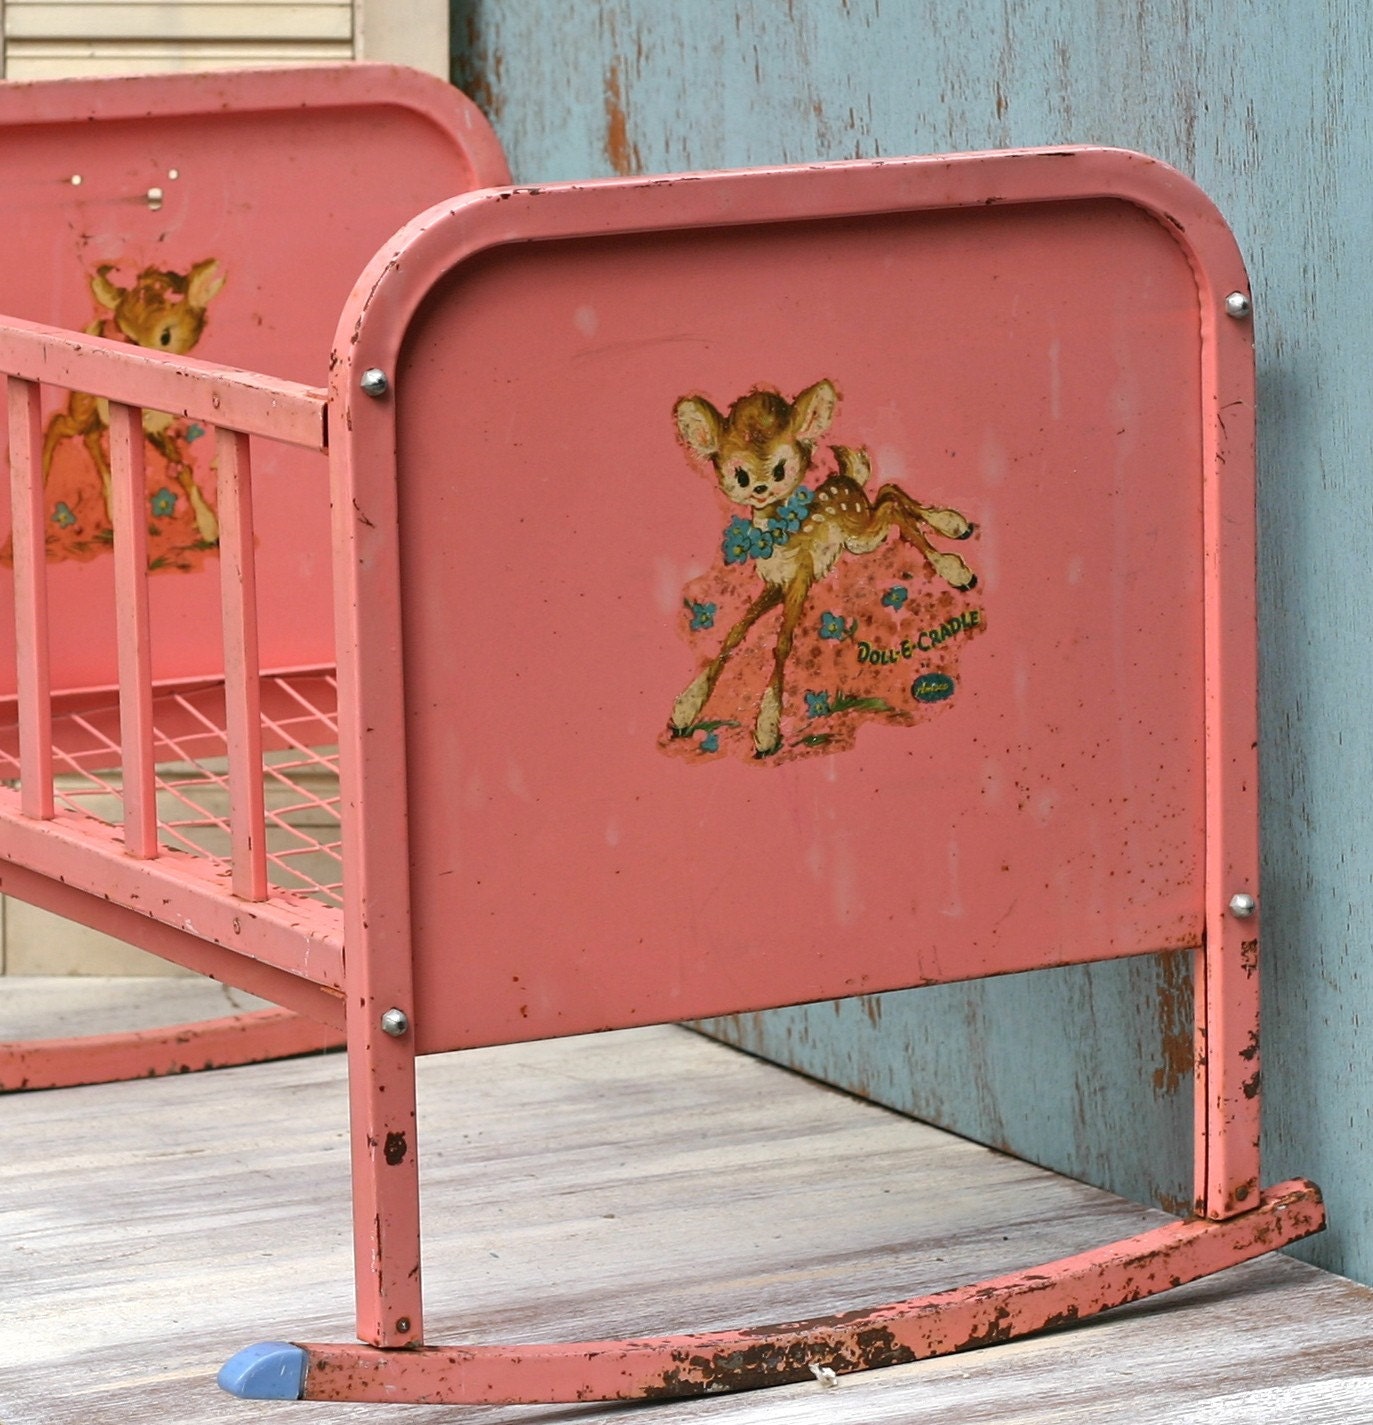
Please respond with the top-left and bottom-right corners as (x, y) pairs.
(159, 329), (172, 347)
(772, 460), (788, 482)
(734, 468), (749, 488)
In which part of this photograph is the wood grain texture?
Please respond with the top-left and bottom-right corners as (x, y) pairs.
(2, 978), (1372, 1422)
(450, 0), (1373, 1284)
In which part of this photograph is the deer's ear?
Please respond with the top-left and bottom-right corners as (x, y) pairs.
(675, 396), (724, 460)
(90, 266), (124, 310)
(186, 259), (225, 308)
(791, 380), (837, 443)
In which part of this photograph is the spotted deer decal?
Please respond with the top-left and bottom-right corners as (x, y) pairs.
(666, 380), (982, 761)
(26, 258), (225, 570)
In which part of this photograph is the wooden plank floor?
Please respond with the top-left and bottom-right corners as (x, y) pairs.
(3, 977), (1373, 1424)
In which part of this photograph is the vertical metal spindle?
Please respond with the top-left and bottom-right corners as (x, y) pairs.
(216, 427), (268, 900)
(109, 401), (158, 858)
(7, 377), (53, 819)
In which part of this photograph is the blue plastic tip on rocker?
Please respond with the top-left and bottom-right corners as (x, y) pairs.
(218, 1341), (308, 1399)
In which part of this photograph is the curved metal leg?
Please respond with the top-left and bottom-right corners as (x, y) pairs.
(0, 1006), (342, 1092)
(221, 1178), (1323, 1405)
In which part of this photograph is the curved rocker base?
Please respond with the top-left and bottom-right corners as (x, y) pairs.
(0, 1006), (343, 1092)
(222, 1178), (1323, 1405)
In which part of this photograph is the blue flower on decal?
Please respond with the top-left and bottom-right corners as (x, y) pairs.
(818, 611), (852, 640)
(150, 487), (178, 518)
(720, 489), (816, 565)
(722, 517), (755, 565)
(881, 585), (909, 611)
(687, 600), (717, 631)
(770, 486), (813, 534)
(804, 690), (832, 719)
(746, 523), (777, 561)
(185, 423), (206, 443)
(51, 502), (76, 528)
(700, 730), (720, 753)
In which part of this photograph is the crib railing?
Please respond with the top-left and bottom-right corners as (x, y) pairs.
(0, 314), (329, 907)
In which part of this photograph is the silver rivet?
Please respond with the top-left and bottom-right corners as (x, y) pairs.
(359, 368), (390, 397)
(380, 1007), (409, 1037)
(1228, 893), (1257, 919)
(1224, 292), (1252, 319)
(146, 186), (164, 211)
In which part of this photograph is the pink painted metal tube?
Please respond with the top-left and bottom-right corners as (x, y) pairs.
(1197, 277), (1262, 1220)
(5, 376), (53, 819)
(216, 427), (268, 901)
(290, 1180), (1324, 1405)
(0, 805), (344, 987)
(328, 358), (425, 1350)
(0, 1007), (342, 1092)
(0, 316), (326, 450)
(108, 401), (158, 859)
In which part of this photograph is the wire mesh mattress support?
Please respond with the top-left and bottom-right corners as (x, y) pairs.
(0, 672), (342, 908)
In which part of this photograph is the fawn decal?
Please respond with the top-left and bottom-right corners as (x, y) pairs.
(663, 380), (985, 763)
(6, 258), (225, 572)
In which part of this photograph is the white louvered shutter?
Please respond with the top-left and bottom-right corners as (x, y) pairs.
(0, 2), (448, 79)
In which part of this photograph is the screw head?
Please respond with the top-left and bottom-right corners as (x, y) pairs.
(395, 1317), (411, 1334)
(380, 1007), (410, 1037)
(359, 367), (390, 397)
(1224, 291), (1252, 319)
(1228, 892), (1257, 919)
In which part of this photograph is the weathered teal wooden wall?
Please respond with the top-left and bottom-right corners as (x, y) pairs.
(451, 0), (1373, 1283)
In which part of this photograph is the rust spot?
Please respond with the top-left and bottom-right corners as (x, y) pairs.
(1038, 1304), (1081, 1333)
(1240, 938), (1258, 977)
(1239, 1029), (1260, 1062)
(1242, 1069), (1261, 1099)
(1153, 1190), (1192, 1218)
(603, 59), (642, 176)
(958, 1305), (1014, 1349)
(642, 1326), (916, 1398)
(1152, 950), (1193, 1095)
(383, 1131), (408, 1166)
(451, 14), (506, 122)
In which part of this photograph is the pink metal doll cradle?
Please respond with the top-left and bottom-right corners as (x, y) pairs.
(0, 65), (1324, 1407)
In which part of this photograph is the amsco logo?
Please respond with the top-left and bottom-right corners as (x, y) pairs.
(911, 672), (955, 704)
